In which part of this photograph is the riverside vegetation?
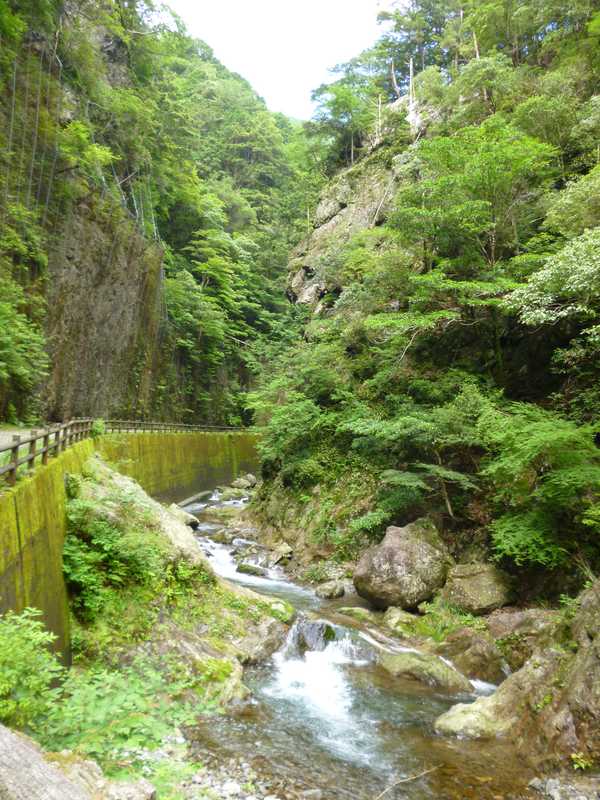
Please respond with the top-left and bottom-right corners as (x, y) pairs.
(2, 0), (600, 796)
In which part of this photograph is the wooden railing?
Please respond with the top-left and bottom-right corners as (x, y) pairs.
(105, 420), (240, 433)
(0, 418), (243, 487)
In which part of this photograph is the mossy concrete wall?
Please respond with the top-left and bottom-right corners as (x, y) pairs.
(95, 431), (259, 502)
(0, 440), (95, 659)
(0, 431), (259, 657)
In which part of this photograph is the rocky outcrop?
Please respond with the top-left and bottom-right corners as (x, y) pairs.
(435, 581), (600, 766)
(81, 457), (211, 569)
(287, 156), (396, 312)
(378, 649), (473, 694)
(486, 607), (561, 671)
(440, 563), (513, 615)
(353, 519), (453, 609)
(0, 724), (155, 800)
(431, 627), (507, 684)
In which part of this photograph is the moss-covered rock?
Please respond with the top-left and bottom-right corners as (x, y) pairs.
(441, 563), (514, 615)
(378, 649), (473, 694)
(435, 580), (600, 767)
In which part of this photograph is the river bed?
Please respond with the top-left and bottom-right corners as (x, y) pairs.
(183, 490), (534, 800)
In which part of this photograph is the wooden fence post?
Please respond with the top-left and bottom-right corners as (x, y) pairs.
(8, 435), (20, 486)
(42, 428), (50, 465)
(28, 430), (38, 471)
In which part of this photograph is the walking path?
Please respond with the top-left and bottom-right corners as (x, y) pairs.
(0, 428), (27, 450)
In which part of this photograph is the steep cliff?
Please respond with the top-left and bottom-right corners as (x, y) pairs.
(287, 149), (398, 313)
(45, 199), (163, 420)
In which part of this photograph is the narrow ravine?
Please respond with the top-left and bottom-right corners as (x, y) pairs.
(183, 490), (535, 800)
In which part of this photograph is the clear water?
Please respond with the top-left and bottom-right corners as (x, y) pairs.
(185, 492), (534, 800)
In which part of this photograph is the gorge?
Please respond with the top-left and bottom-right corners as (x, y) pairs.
(2, 0), (600, 797)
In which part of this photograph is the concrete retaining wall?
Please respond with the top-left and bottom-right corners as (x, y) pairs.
(0, 432), (259, 657)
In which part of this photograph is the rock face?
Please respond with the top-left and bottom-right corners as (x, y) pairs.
(431, 628), (507, 685)
(378, 650), (473, 694)
(435, 580), (600, 766)
(0, 724), (156, 800)
(486, 607), (560, 671)
(440, 563), (513, 615)
(287, 156), (396, 313)
(237, 562), (268, 577)
(46, 202), (163, 419)
(353, 519), (453, 610)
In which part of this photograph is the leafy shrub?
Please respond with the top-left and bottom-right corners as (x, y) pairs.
(0, 608), (64, 729)
(64, 498), (167, 621)
(39, 659), (212, 771)
(90, 419), (106, 438)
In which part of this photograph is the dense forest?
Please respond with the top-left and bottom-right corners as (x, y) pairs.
(2, 0), (600, 587)
(249, 0), (600, 593)
(4, 2), (600, 796)
(0, 0), (323, 424)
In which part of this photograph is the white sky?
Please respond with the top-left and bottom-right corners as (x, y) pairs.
(165, 0), (393, 119)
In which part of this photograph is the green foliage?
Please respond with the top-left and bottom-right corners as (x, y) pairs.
(90, 419), (106, 438)
(0, 609), (64, 730)
(63, 497), (168, 621)
(479, 405), (600, 566)
(411, 598), (487, 643)
(38, 658), (212, 772)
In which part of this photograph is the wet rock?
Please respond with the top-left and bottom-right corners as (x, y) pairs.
(382, 606), (418, 635)
(441, 563), (513, 615)
(269, 542), (293, 566)
(288, 619), (337, 654)
(210, 529), (235, 544)
(353, 519), (453, 610)
(431, 627), (507, 684)
(237, 562), (268, 577)
(378, 649), (473, 694)
(167, 504), (199, 530)
(236, 616), (288, 664)
(337, 606), (380, 624)
(220, 487), (248, 502)
(315, 580), (345, 599)
(486, 607), (561, 671)
(529, 776), (600, 800)
(435, 580), (600, 760)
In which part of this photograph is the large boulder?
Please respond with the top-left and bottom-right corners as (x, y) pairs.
(353, 519), (453, 609)
(435, 580), (600, 766)
(440, 562), (513, 615)
(378, 650), (473, 694)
